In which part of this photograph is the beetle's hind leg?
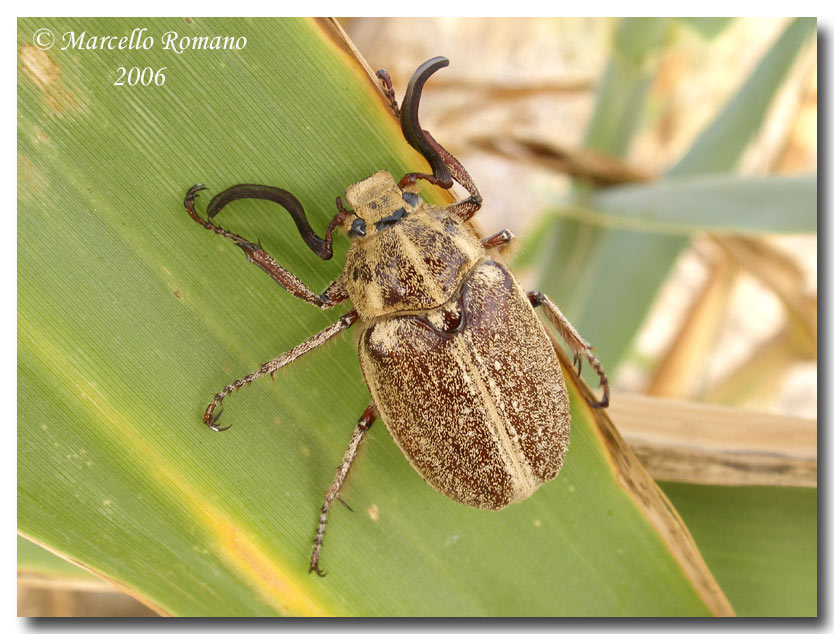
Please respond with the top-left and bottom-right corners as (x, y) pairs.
(528, 291), (610, 409)
(309, 403), (377, 577)
(202, 311), (359, 431)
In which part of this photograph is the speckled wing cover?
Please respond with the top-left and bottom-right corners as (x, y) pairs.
(359, 259), (570, 510)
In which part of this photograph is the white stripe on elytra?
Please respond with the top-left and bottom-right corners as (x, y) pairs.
(450, 333), (538, 502)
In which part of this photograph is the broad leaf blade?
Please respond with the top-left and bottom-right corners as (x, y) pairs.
(661, 483), (817, 617)
(19, 17), (727, 616)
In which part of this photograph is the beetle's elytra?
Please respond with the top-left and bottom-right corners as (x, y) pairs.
(184, 57), (609, 576)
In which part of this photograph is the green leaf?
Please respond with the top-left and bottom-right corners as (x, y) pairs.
(19, 17), (729, 616)
(567, 174), (816, 234)
(661, 483), (817, 617)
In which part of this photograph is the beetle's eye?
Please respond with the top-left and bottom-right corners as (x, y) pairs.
(402, 192), (419, 207)
(349, 218), (367, 238)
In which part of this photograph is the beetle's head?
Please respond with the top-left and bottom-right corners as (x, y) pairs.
(343, 171), (420, 240)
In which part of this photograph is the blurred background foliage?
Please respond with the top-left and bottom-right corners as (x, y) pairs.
(19, 17), (816, 616)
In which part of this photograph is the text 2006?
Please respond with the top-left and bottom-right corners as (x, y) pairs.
(114, 67), (167, 87)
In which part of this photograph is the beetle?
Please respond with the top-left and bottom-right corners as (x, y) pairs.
(183, 57), (609, 576)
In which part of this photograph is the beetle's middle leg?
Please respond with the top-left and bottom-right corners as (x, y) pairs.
(528, 291), (610, 409)
(309, 402), (377, 577)
(202, 311), (359, 431)
(481, 230), (514, 251)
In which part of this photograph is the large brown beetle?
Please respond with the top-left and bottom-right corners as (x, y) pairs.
(184, 57), (609, 576)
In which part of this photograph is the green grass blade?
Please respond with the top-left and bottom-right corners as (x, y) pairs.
(570, 174), (816, 234)
(19, 17), (728, 616)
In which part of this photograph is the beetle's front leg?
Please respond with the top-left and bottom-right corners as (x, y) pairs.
(392, 57), (484, 222)
(202, 311), (359, 430)
(310, 402), (377, 577)
(184, 185), (350, 309)
(528, 291), (610, 409)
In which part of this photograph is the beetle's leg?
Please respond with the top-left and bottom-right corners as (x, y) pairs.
(375, 68), (400, 117)
(528, 291), (610, 409)
(184, 185), (351, 309)
(396, 57), (484, 222)
(573, 353), (583, 376)
(481, 229), (514, 251)
(309, 402), (377, 577)
(202, 311), (359, 431)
